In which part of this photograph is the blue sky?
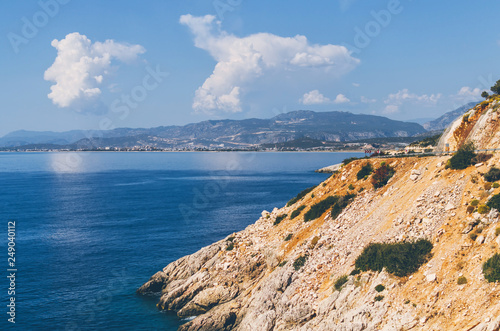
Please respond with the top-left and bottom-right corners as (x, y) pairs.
(0, 0), (499, 136)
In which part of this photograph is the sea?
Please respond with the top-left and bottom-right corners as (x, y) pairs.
(0, 151), (363, 330)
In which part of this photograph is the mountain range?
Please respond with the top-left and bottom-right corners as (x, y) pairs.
(0, 110), (426, 149)
(0, 104), (478, 150)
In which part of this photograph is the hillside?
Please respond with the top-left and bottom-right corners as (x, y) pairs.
(138, 98), (500, 330)
(424, 102), (478, 131)
(0, 110), (426, 149)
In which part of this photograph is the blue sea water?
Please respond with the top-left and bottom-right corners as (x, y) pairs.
(0, 151), (362, 330)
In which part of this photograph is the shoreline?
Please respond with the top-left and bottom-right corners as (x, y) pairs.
(0, 150), (366, 154)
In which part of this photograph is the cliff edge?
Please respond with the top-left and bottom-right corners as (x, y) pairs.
(138, 99), (500, 330)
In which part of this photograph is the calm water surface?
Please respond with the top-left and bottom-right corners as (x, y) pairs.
(0, 152), (362, 330)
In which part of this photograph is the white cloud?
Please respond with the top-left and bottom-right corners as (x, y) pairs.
(361, 96), (376, 103)
(383, 88), (441, 113)
(300, 91), (349, 105)
(454, 86), (483, 103)
(333, 94), (350, 104)
(180, 14), (359, 114)
(44, 32), (145, 109)
(301, 90), (331, 105)
(385, 89), (441, 106)
(383, 89), (441, 114)
(352, 83), (360, 87)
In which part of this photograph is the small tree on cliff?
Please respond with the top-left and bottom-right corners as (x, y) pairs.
(447, 142), (476, 170)
(481, 91), (489, 99)
(371, 162), (395, 189)
(492, 79), (500, 95)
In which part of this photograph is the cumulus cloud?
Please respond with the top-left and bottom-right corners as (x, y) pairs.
(453, 86), (483, 103)
(44, 32), (145, 109)
(301, 90), (331, 105)
(180, 14), (359, 114)
(383, 88), (441, 113)
(333, 94), (350, 104)
(300, 91), (350, 105)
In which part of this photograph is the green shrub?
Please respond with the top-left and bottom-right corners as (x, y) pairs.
(469, 233), (478, 241)
(371, 163), (395, 189)
(287, 186), (315, 207)
(447, 142), (476, 170)
(348, 184), (355, 190)
(343, 157), (363, 165)
(309, 236), (320, 249)
(470, 199), (480, 207)
(485, 182), (493, 191)
(354, 239), (433, 277)
(375, 284), (385, 292)
(474, 153), (493, 164)
(466, 206), (475, 214)
(226, 242), (234, 251)
(357, 162), (374, 180)
(334, 275), (348, 291)
(293, 255), (307, 271)
(486, 193), (500, 211)
(290, 205), (306, 219)
(483, 253), (500, 282)
(478, 205), (491, 214)
(457, 276), (468, 285)
(350, 269), (360, 276)
(284, 233), (293, 241)
(303, 193), (355, 222)
(274, 214), (287, 226)
(278, 260), (287, 267)
(491, 79), (500, 95)
(227, 236), (235, 242)
(374, 295), (384, 302)
(496, 227), (500, 237)
(493, 183), (500, 188)
(484, 168), (500, 182)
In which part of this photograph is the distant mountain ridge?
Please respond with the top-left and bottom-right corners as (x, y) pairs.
(1, 110), (427, 149)
(423, 102), (478, 131)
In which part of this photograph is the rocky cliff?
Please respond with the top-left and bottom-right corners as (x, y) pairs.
(138, 99), (500, 330)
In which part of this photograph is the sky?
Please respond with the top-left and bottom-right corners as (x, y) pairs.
(0, 0), (499, 136)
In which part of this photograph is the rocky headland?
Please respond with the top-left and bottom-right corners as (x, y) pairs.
(138, 97), (500, 330)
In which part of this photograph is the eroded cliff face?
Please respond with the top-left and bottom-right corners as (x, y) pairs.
(438, 96), (500, 152)
(138, 100), (500, 331)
